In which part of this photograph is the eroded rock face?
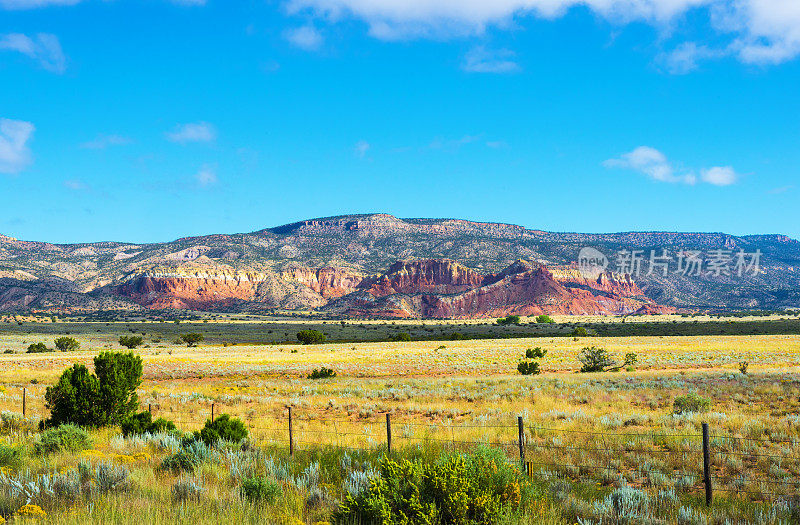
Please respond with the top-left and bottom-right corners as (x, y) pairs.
(280, 267), (365, 299)
(365, 259), (484, 297)
(325, 259), (660, 318)
(118, 268), (267, 309)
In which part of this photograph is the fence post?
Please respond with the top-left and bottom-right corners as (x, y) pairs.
(288, 407), (294, 456)
(518, 416), (526, 474)
(386, 413), (392, 454)
(22, 387), (26, 419)
(211, 403), (215, 423)
(702, 422), (713, 507)
(148, 403), (152, 415)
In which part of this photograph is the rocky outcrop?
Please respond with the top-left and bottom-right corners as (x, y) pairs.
(280, 266), (365, 298)
(2, 213), (799, 314)
(117, 268), (267, 309)
(366, 259), (484, 296)
(325, 259), (659, 318)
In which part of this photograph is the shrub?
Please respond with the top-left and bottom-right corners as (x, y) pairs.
(198, 414), (248, 446)
(44, 351), (143, 428)
(579, 346), (615, 372)
(241, 476), (281, 503)
(161, 450), (200, 473)
(307, 367), (337, 379)
(536, 315), (555, 324)
(173, 477), (204, 502)
(673, 393), (712, 414)
(525, 347), (547, 359)
(739, 361), (749, 375)
(297, 330), (326, 345)
(572, 327), (589, 337)
(0, 444), (22, 470)
(335, 446), (523, 524)
(96, 461), (130, 493)
(54, 337), (80, 352)
(34, 424), (92, 454)
(121, 411), (177, 436)
(26, 342), (50, 353)
(496, 315), (521, 326)
(389, 332), (412, 342)
(517, 361), (541, 375)
(118, 336), (144, 349)
(180, 333), (204, 347)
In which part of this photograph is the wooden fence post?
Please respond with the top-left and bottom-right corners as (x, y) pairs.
(702, 422), (713, 507)
(386, 413), (392, 454)
(288, 407), (294, 456)
(211, 403), (215, 423)
(148, 403), (152, 415)
(22, 387), (26, 419)
(518, 416), (526, 474)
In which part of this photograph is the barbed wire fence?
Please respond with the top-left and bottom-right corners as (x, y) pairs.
(3, 385), (799, 505)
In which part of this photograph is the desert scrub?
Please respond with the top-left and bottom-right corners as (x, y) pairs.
(673, 393), (712, 414)
(0, 445), (22, 471)
(172, 476), (205, 502)
(34, 424), (92, 454)
(241, 476), (281, 503)
(335, 446), (525, 524)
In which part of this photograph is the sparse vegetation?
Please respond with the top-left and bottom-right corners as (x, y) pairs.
(673, 392), (712, 414)
(118, 335), (144, 349)
(26, 342), (50, 353)
(180, 333), (205, 347)
(307, 367), (337, 379)
(297, 329), (326, 345)
(54, 336), (80, 352)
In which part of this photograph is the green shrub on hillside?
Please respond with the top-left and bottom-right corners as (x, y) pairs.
(241, 476), (281, 503)
(335, 447), (524, 524)
(307, 367), (337, 379)
(198, 414), (248, 446)
(496, 315), (521, 326)
(121, 411), (176, 436)
(297, 330), (326, 345)
(34, 424), (92, 454)
(55, 337), (80, 352)
(44, 351), (143, 428)
(26, 342), (50, 353)
(673, 393), (712, 414)
(119, 335), (144, 349)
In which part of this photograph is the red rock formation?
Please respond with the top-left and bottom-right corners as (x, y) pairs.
(280, 267), (365, 299)
(366, 259), (484, 296)
(118, 269), (264, 309)
(329, 260), (661, 318)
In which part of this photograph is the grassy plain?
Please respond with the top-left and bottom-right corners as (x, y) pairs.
(0, 320), (798, 523)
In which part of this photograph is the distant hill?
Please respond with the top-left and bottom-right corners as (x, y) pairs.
(1, 214), (798, 317)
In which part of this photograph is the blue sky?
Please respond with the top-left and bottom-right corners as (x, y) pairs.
(1, 0), (799, 243)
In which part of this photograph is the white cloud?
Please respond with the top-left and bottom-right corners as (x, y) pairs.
(603, 146), (683, 183)
(195, 165), (218, 187)
(604, 146), (737, 186)
(287, 0), (800, 66)
(166, 122), (216, 144)
(354, 140), (370, 158)
(462, 46), (520, 73)
(0, 33), (66, 73)
(0, 0), (81, 8)
(284, 25), (324, 50)
(657, 41), (724, 74)
(0, 118), (34, 174)
(701, 166), (737, 186)
(80, 134), (132, 150)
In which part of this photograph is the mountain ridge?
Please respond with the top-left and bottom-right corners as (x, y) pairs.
(2, 213), (799, 316)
